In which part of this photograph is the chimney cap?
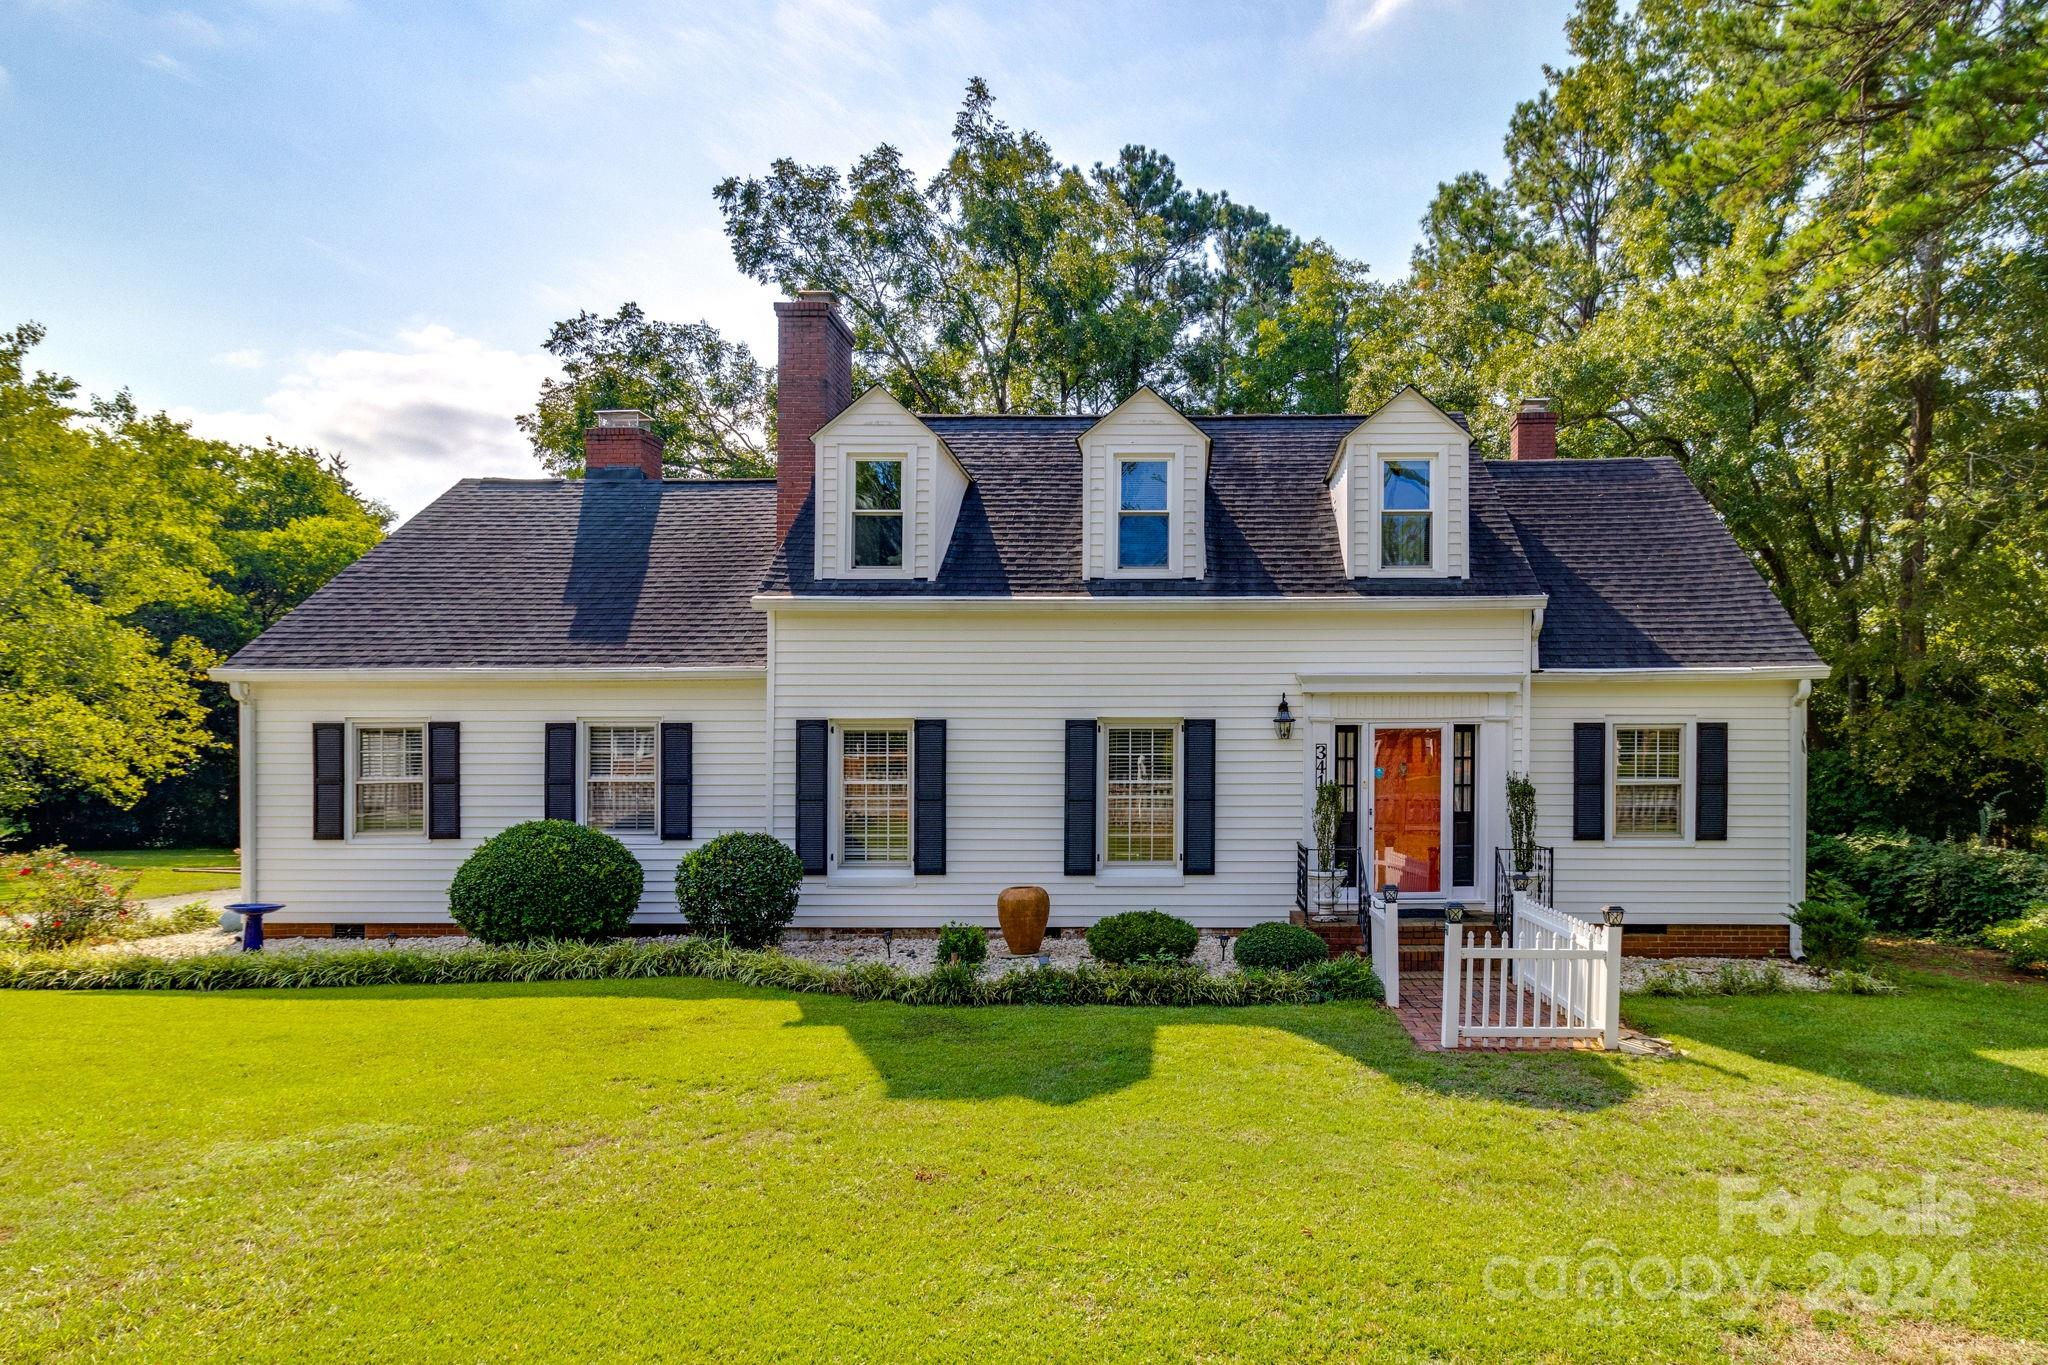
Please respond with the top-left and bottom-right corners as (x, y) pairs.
(593, 408), (652, 429)
(1517, 396), (1554, 415)
(794, 288), (838, 305)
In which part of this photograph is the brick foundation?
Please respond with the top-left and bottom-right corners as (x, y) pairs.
(1622, 924), (1790, 959)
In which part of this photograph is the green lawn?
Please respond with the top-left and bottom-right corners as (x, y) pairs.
(0, 847), (238, 903)
(2, 960), (2042, 1361)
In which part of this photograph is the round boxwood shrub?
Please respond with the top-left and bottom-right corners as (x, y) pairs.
(448, 820), (644, 944)
(676, 832), (804, 949)
(935, 921), (988, 967)
(1085, 909), (1199, 965)
(1234, 920), (1329, 971)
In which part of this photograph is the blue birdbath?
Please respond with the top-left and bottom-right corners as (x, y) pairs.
(224, 903), (285, 952)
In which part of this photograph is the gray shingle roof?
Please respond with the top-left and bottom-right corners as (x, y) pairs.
(224, 476), (777, 669)
(765, 415), (1544, 598)
(1489, 457), (1822, 670)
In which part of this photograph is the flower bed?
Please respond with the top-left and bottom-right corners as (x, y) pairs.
(0, 936), (1384, 1006)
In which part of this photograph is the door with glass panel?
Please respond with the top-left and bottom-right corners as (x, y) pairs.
(1367, 726), (1445, 896)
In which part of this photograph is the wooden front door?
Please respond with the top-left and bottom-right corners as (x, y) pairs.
(1369, 727), (1445, 896)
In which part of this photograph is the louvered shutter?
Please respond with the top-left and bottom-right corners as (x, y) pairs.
(427, 722), (460, 839)
(1064, 719), (1097, 876)
(1572, 722), (1606, 841)
(544, 723), (577, 822)
(913, 719), (946, 875)
(660, 722), (693, 841)
(1182, 719), (1215, 875)
(1696, 722), (1728, 841)
(795, 719), (828, 876)
(312, 722), (344, 840)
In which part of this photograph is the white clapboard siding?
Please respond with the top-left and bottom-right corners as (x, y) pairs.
(768, 604), (1531, 928)
(1332, 388), (1471, 580)
(1528, 676), (1802, 925)
(245, 677), (765, 923)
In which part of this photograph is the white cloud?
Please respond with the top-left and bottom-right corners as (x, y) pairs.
(214, 347), (269, 370)
(1318, 0), (1424, 43)
(140, 50), (198, 81)
(176, 326), (559, 523)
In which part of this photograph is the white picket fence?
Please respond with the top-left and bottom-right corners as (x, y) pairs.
(1366, 893), (1400, 1007)
(1440, 893), (1622, 1049)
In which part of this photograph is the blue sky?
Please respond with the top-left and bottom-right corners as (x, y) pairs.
(1, 0), (1572, 517)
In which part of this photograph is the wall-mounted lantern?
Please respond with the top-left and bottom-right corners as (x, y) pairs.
(1273, 694), (1294, 739)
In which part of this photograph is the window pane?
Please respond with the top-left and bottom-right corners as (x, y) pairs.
(1106, 726), (1175, 864)
(1381, 511), (1431, 567)
(357, 727), (423, 780)
(843, 728), (910, 864)
(1382, 459), (1431, 510)
(588, 726), (657, 834)
(356, 781), (423, 832)
(1616, 727), (1681, 780)
(1118, 512), (1170, 568)
(854, 459), (902, 510)
(853, 513), (903, 568)
(1615, 784), (1681, 835)
(1119, 459), (1169, 511)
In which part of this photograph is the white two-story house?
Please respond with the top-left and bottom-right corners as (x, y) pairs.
(215, 292), (1826, 956)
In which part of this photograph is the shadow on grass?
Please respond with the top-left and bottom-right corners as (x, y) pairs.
(1622, 968), (2048, 1114)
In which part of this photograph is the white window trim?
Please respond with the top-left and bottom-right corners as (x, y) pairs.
(1111, 452), (1177, 578)
(842, 452), (913, 579)
(1608, 718), (1694, 844)
(347, 719), (427, 840)
(580, 719), (661, 842)
(1097, 719), (1184, 885)
(829, 720), (915, 882)
(1368, 450), (1445, 577)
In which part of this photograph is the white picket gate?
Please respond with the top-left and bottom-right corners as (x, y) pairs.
(1440, 893), (1621, 1049)
(1366, 892), (1400, 1007)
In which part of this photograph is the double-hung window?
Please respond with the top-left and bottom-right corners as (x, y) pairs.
(586, 724), (658, 835)
(354, 725), (424, 833)
(1104, 724), (1177, 865)
(1380, 456), (1434, 569)
(1614, 725), (1684, 837)
(841, 726), (911, 866)
(1117, 458), (1170, 570)
(851, 457), (904, 569)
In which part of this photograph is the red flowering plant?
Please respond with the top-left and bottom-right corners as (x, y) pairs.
(0, 848), (139, 950)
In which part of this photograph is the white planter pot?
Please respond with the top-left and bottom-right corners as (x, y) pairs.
(1310, 869), (1342, 912)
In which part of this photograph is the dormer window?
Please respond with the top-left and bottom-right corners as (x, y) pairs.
(851, 456), (904, 569)
(1118, 457), (1171, 570)
(1380, 457), (1435, 569)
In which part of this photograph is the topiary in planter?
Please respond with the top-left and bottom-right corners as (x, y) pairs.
(1233, 920), (1329, 971)
(1085, 909), (1199, 965)
(448, 820), (644, 944)
(676, 832), (804, 949)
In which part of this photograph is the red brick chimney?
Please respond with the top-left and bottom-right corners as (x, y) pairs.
(584, 409), (664, 479)
(775, 290), (854, 539)
(1510, 397), (1557, 461)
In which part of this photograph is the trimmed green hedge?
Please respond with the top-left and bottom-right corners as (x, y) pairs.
(449, 821), (643, 944)
(1085, 910), (1200, 964)
(1234, 921), (1330, 971)
(0, 937), (1385, 1007)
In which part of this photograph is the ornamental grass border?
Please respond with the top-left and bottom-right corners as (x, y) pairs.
(0, 936), (1384, 1007)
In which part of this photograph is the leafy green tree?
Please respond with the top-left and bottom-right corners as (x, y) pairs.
(519, 304), (774, 479)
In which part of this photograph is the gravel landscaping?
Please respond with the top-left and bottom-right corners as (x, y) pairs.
(1618, 955), (1829, 992)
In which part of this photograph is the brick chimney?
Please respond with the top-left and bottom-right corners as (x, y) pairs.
(775, 290), (854, 538)
(1510, 397), (1558, 461)
(584, 409), (664, 479)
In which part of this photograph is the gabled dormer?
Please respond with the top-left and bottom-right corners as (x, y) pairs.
(809, 386), (971, 582)
(1080, 386), (1208, 581)
(1328, 386), (1471, 580)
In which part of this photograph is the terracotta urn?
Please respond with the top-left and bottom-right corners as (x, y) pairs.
(997, 885), (1050, 955)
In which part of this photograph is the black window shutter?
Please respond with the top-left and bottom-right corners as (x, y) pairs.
(544, 723), (577, 822)
(795, 719), (828, 876)
(428, 722), (460, 840)
(312, 722), (344, 840)
(1696, 722), (1729, 841)
(1183, 719), (1216, 875)
(660, 722), (694, 841)
(1573, 722), (1606, 841)
(1064, 719), (1097, 876)
(914, 718), (946, 875)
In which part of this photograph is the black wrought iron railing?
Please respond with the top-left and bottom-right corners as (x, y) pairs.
(1493, 846), (1555, 922)
(1296, 840), (1368, 922)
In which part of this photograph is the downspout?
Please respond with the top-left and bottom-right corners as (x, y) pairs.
(762, 611), (777, 837)
(229, 680), (256, 902)
(1788, 678), (1811, 959)
(1518, 605), (1543, 771)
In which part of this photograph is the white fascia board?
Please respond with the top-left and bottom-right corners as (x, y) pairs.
(751, 593), (1547, 614)
(210, 666), (767, 684)
(1536, 665), (1832, 683)
(1295, 672), (1527, 694)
